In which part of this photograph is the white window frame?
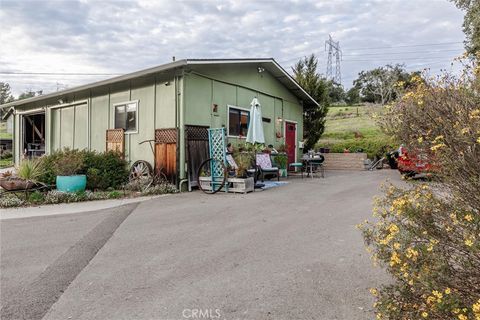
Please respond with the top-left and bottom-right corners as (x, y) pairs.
(227, 104), (250, 138)
(113, 100), (139, 134)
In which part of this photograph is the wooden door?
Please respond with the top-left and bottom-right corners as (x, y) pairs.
(285, 121), (296, 166)
(155, 128), (178, 184)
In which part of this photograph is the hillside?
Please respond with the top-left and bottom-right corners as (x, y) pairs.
(316, 104), (395, 159)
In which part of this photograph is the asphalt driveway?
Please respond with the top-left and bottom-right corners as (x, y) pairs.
(1, 170), (398, 320)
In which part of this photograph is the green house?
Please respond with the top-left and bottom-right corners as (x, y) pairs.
(1, 58), (317, 187)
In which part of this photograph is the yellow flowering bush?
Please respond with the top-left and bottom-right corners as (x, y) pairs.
(360, 61), (480, 319)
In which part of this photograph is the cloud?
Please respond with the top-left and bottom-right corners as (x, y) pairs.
(0, 0), (465, 96)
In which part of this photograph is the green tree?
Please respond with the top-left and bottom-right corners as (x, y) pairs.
(18, 89), (43, 100)
(450, 0), (480, 56)
(327, 81), (345, 103)
(345, 87), (360, 105)
(292, 54), (329, 151)
(353, 64), (412, 104)
(0, 82), (14, 105)
(0, 82), (15, 120)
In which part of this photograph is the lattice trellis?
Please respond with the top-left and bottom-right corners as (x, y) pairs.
(208, 127), (228, 192)
(186, 125), (209, 141)
(155, 128), (178, 144)
(106, 129), (125, 157)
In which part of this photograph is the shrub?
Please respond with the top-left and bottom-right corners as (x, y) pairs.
(0, 195), (25, 208)
(28, 191), (45, 204)
(37, 151), (61, 185)
(124, 177), (152, 192)
(140, 183), (178, 196)
(17, 158), (44, 182)
(107, 190), (122, 199)
(44, 190), (97, 204)
(359, 60), (480, 319)
(83, 150), (128, 190)
(318, 135), (396, 159)
(52, 148), (85, 176)
(38, 149), (128, 190)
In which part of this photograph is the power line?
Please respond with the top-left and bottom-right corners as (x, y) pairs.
(277, 41), (463, 64)
(0, 72), (121, 76)
(342, 48), (462, 57)
(342, 56), (456, 62)
(342, 41), (463, 50)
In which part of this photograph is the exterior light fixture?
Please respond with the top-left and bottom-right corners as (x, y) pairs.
(257, 67), (265, 73)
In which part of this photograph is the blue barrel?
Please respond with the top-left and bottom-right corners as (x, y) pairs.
(56, 175), (87, 193)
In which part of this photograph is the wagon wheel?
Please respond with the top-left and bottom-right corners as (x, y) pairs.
(129, 160), (154, 189)
(197, 158), (227, 194)
(153, 170), (169, 185)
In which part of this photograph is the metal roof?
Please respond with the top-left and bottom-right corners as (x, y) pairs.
(0, 58), (318, 108)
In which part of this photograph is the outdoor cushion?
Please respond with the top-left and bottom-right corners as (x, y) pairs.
(289, 162), (303, 167)
(226, 154), (238, 169)
(256, 153), (274, 169)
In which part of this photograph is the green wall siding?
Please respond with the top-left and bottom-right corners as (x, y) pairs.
(13, 74), (178, 168)
(155, 80), (176, 129)
(90, 94), (109, 152)
(74, 103), (88, 149)
(12, 63), (305, 179)
(60, 107), (74, 149)
(184, 65), (304, 161)
(128, 78), (156, 165)
(184, 74), (211, 126)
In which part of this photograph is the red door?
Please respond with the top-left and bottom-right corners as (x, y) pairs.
(285, 121), (296, 166)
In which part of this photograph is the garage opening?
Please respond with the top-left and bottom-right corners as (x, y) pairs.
(23, 113), (45, 158)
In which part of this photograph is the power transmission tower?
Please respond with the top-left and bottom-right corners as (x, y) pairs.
(325, 34), (342, 84)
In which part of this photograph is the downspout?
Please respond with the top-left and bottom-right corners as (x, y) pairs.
(177, 69), (188, 191)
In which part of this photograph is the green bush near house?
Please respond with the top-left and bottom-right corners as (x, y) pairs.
(318, 135), (396, 159)
(37, 149), (129, 190)
(83, 151), (129, 190)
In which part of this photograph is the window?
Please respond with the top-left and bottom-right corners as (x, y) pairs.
(114, 101), (137, 132)
(228, 107), (249, 137)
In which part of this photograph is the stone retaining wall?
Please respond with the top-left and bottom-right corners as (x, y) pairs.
(322, 153), (367, 171)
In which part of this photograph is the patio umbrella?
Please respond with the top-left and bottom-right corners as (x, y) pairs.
(246, 97), (265, 144)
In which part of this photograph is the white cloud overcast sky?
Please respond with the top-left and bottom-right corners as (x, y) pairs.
(0, 0), (465, 96)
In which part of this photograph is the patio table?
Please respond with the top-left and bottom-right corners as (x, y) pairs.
(302, 155), (325, 178)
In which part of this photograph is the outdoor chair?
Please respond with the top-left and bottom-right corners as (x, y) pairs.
(288, 162), (304, 178)
(256, 153), (280, 182)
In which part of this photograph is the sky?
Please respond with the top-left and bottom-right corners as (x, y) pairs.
(0, 0), (466, 97)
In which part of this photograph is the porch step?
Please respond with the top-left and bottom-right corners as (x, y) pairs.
(322, 153), (367, 171)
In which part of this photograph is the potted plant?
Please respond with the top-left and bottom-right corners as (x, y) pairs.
(0, 159), (43, 191)
(230, 152), (254, 193)
(274, 153), (288, 177)
(54, 151), (86, 192)
(234, 152), (253, 178)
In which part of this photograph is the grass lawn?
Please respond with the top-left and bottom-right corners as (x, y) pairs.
(317, 104), (396, 158)
(0, 157), (13, 168)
